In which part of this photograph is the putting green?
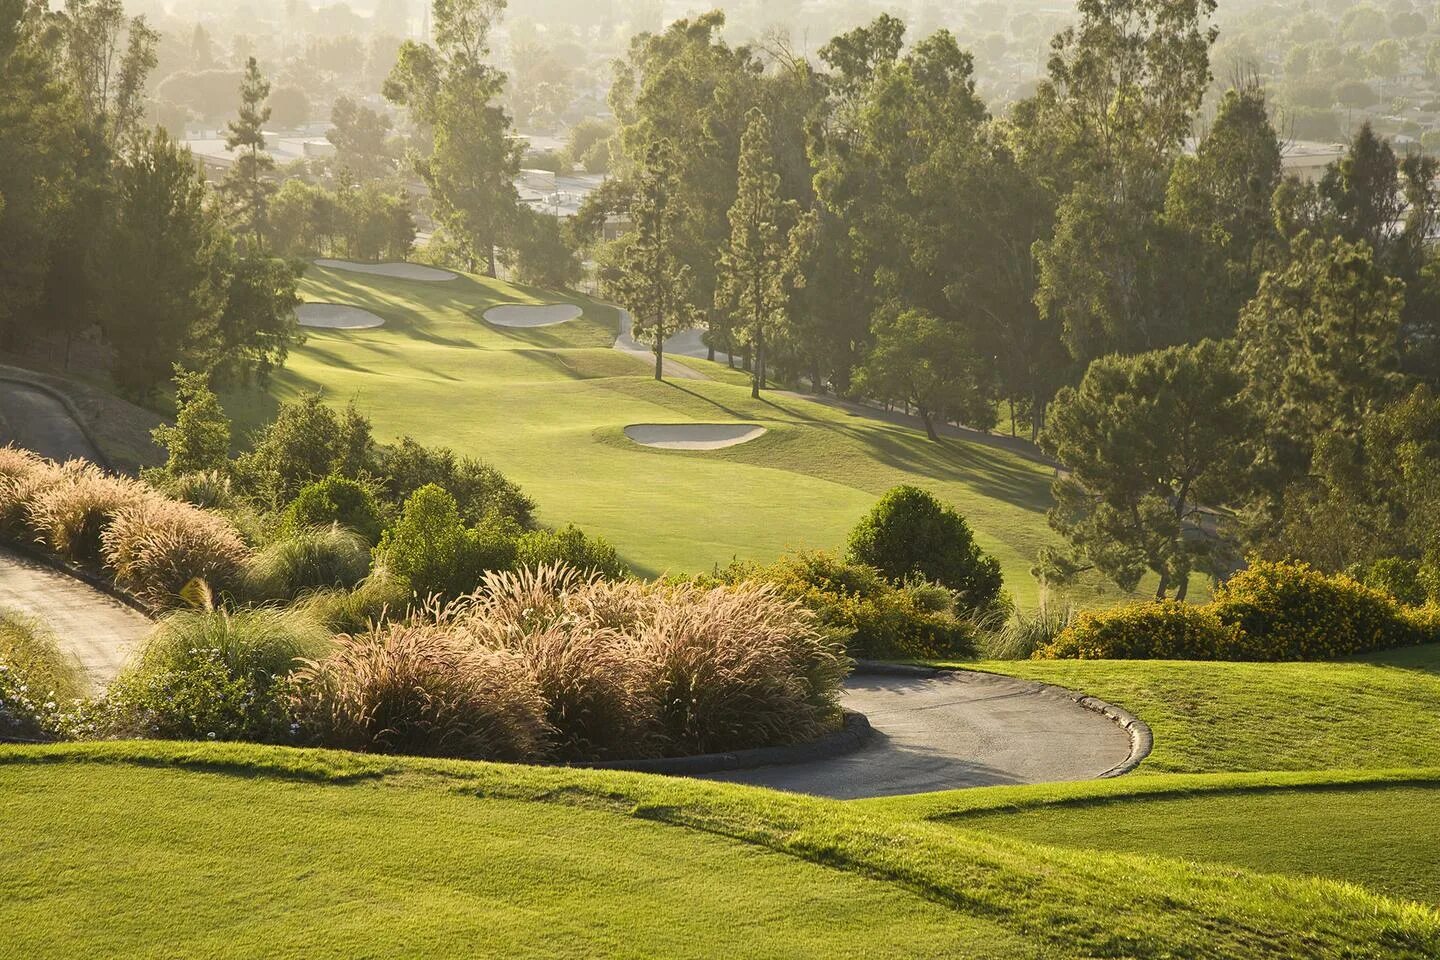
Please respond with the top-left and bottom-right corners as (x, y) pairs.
(223, 263), (1133, 608)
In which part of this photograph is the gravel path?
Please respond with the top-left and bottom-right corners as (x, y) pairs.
(0, 382), (102, 464)
(0, 548), (149, 689)
(706, 669), (1134, 799)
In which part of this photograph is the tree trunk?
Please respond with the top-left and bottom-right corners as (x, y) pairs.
(752, 328), (764, 399)
(811, 359), (822, 395)
(653, 336), (664, 381)
(919, 407), (939, 442)
(707, 343), (715, 362)
(1008, 399), (1016, 438)
(486, 244), (498, 278)
(1175, 574), (1190, 602)
(1155, 571), (1171, 600)
(742, 343), (752, 373)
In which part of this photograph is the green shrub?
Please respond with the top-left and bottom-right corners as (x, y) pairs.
(371, 437), (535, 527)
(151, 469), (235, 510)
(736, 552), (976, 660)
(375, 485), (516, 599)
(1210, 560), (1414, 661)
(846, 485), (1002, 610)
(96, 608), (330, 742)
(283, 475), (385, 544)
(288, 622), (550, 761)
(101, 497), (252, 607)
(1352, 556), (1427, 607)
(515, 524), (626, 579)
(150, 368), (231, 476)
(244, 525), (372, 600)
(1037, 600), (1246, 660)
(235, 393), (371, 506)
(0, 614), (88, 740)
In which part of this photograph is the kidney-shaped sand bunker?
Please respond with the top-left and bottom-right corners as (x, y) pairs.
(297, 303), (386, 329)
(483, 304), (584, 328)
(624, 423), (767, 450)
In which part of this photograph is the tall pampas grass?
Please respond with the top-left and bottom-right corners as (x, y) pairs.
(102, 497), (251, 607)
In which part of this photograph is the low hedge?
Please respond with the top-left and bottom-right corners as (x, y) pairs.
(1038, 560), (1440, 662)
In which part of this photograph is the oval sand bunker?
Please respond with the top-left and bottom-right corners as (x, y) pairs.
(297, 303), (386, 329)
(484, 303), (583, 328)
(314, 259), (458, 281)
(624, 423), (767, 450)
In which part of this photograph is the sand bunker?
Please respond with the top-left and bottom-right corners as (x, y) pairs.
(624, 423), (767, 450)
(484, 303), (584, 328)
(314, 259), (458, 282)
(297, 303), (386, 329)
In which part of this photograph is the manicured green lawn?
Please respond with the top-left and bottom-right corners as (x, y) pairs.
(941, 779), (1440, 904)
(4, 742), (1438, 959)
(947, 644), (1440, 773)
(220, 262), (1138, 608)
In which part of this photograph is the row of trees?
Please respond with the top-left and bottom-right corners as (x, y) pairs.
(0, 0), (302, 395)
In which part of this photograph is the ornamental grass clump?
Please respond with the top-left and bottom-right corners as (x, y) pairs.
(632, 581), (847, 755)
(101, 497), (251, 607)
(243, 524), (372, 601)
(288, 622), (550, 761)
(26, 463), (147, 561)
(0, 447), (62, 539)
(95, 607), (331, 742)
(0, 614), (88, 740)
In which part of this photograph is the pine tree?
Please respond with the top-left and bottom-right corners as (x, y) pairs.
(603, 140), (695, 381)
(223, 57), (275, 246)
(716, 109), (792, 399)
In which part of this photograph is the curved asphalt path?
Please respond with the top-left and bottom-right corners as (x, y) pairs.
(707, 669), (1134, 799)
(0, 383), (149, 690)
(0, 547), (149, 689)
(0, 382), (102, 464)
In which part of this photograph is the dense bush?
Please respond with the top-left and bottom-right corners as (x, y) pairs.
(1039, 560), (1437, 661)
(731, 552), (977, 660)
(1351, 556), (1427, 607)
(289, 623), (550, 761)
(1037, 601), (1245, 660)
(283, 475), (386, 544)
(101, 498), (252, 607)
(244, 525), (372, 600)
(1209, 560), (1412, 661)
(371, 437), (535, 528)
(515, 524), (626, 580)
(374, 485), (516, 599)
(236, 393), (372, 506)
(846, 485), (1003, 610)
(96, 608), (330, 741)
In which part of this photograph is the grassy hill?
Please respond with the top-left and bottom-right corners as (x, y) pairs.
(220, 262), (1142, 609)
(4, 741), (1437, 959)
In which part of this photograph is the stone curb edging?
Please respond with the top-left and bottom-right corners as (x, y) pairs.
(573, 709), (872, 776)
(0, 373), (115, 472)
(853, 659), (1153, 778)
(1, 540), (157, 620)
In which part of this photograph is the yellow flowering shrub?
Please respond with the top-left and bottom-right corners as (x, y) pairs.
(1038, 560), (1440, 662)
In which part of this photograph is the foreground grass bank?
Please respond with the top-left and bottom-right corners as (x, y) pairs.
(3, 742), (1438, 959)
(219, 262), (1121, 609)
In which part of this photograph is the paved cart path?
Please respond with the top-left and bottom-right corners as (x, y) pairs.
(0, 548), (149, 689)
(708, 669), (1135, 799)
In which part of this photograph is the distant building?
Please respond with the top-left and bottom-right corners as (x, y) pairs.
(1281, 140), (1347, 182)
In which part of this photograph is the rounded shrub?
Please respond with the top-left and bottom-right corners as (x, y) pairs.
(846, 485), (1002, 611)
(375, 485), (516, 600)
(1210, 560), (1416, 660)
(244, 525), (372, 600)
(284, 475), (385, 544)
(514, 524), (626, 579)
(748, 552), (976, 660)
(1037, 600), (1246, 660)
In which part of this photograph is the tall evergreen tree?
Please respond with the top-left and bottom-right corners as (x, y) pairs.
(222, 56), (275, 247)
(717, 109), (792, 399)
(603, 141), (695, 381)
